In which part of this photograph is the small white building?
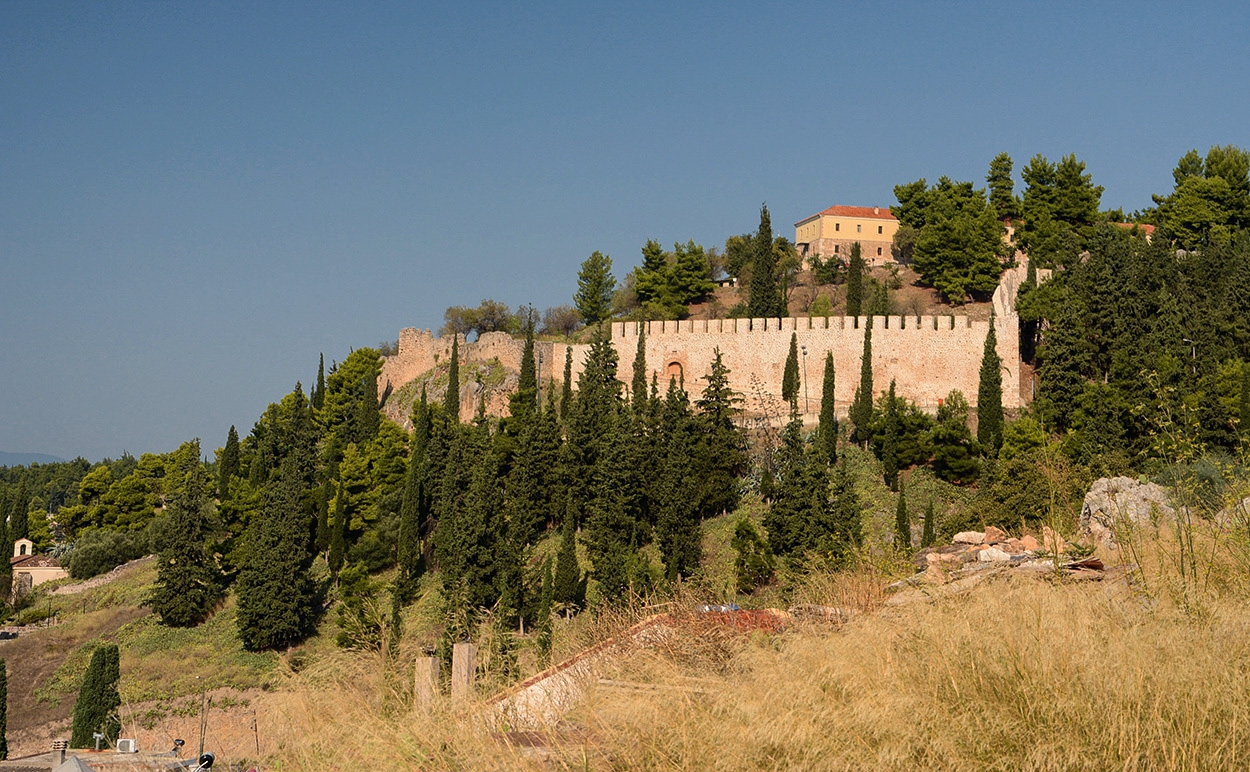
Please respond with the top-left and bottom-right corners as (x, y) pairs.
(11, 537), (69, 596)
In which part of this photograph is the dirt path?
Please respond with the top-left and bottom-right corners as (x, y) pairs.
(51, 556), (156, 596)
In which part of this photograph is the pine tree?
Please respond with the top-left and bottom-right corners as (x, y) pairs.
(0, 658), (7, 760)
(631, 323), (648, 412)
(574, 251), (616, 325)
(826, 464), (863, 566)
(977, 313), (1004, 455)
(987, 152), (1019, 220)
(817, 352), (838, 463)
(328, 480), (347, 576)
(69, 643), (121, 748)
(552, 507), (582, 611)
(694, 348), (748, 518)
(849, 324), (874, 443)
(845, 242), (865, 318)
(731, 516), (775, 593)
(150, 469), (224, 627)
(218, 425), (240, 500)
(445, 336), (461, 423)
(236, 458), (319, 651)
(560, 347), (573, 421)
(748, 204), (784, 318)
(894, 478), (910, 551)
(312, 353), (326, 411)
(782, 332), (800, 407)
(9, 479), (27, 542)
(921, 499), (937, 548)
(883, 379), (901, 489)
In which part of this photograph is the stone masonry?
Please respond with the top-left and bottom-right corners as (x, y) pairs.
(379, 313), (1021, 423)
(378, 261), (1038, 422)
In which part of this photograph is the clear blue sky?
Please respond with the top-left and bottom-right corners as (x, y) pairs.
(2, 1), (1247, 462)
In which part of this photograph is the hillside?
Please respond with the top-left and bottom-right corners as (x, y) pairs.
(1, 560), (280, 758)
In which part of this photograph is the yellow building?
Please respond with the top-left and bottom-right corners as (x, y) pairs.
(10, 537), (68, 598)
(794, 205), (899, 266)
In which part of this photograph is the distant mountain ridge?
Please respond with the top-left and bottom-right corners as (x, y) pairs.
(0, 450), (68, 467)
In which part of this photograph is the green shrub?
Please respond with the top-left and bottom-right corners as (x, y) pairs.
(66, 530), (148, 580)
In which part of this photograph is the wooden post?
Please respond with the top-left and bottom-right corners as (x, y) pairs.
(451, 642), (477, 701)
(414, 656), (439, 706)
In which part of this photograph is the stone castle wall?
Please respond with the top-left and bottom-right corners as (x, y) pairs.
(380, 313), (1021, 421)
(605, 314), (1019, 415)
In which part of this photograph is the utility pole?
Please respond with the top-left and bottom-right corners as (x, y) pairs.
(197, 676), (208, 757)
(800, 344), (809, 415)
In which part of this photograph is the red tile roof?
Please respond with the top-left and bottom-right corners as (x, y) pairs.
(1113, 221), (1156, 235)
(11, 554), (62, 569)
(796, 205), (897, 226)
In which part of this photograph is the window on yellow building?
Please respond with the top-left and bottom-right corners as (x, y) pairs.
(856, 224), (862, 233)
(878, 225), (883, 234)
(877, 247), (883, 256)
(834, 245), (839, 254)
(835, 222), (840, 232)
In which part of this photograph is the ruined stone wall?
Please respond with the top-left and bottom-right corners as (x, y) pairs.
(380, 329), (527, 398)
(381, 314), (1021, 421)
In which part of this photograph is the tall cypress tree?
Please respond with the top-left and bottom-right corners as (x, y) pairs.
(553, 505), (583, 611)
(312, 353), (326, 411)
(846, 242), (865, 318)
(328, 480), (347, 576)
(151, 469), (224, 627)
(977, 313), (1004, 455)
(921, 499), (937, 548)
(314, 481), (330, 555)
(509, 318), (538, 422)
(894, 477), (910, 550)
(849, 324), (874, 443)
(631, 324), (648, 412)
(560, 346), (573, 421)
(1240, 362), (1249, 439)
(397, 436), (424, 584)
(0, 658), (7, 760)
(883, 379), (901, 489)
(535, 557), (554, 665)
(655, 378), (700, 583)
(70, 643), (121, 748)
(0, 505), (11, 607)
(9, 479), (27, 542)
(236, 458), (319, 651)
(445, 336), (461, 423)
(693, 348), (747, 519)
(1019, 258), (1039, 362)
(219, 425), (240, 500)
(748, 204), (783, 318)
(817, 352), (838, 463)
(782, 332), (800, 408)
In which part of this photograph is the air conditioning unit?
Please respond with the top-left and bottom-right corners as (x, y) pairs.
(116, 739), (138, 753)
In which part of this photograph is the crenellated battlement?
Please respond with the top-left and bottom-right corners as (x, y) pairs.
(380, 309), (1022, 423)
(611, 314), (997, 338)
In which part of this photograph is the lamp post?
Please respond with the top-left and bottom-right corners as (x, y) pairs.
(800, 344), (809, 415)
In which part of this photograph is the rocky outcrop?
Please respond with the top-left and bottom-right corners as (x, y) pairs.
(1080, 477), (1175, 547)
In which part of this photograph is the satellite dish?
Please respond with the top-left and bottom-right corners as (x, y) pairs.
(198, 752), (215, 770)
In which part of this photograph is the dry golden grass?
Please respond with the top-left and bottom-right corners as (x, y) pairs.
(245, 539), (1250, 772)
